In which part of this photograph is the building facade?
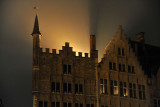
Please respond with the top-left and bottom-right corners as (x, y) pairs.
(31, 15), (160, 107)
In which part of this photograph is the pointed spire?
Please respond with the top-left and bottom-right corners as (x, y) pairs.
(32, 14), (41, 35)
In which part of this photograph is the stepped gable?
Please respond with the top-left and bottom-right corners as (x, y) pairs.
(130, 40), (160, 77)
(40, 42), (89, 58)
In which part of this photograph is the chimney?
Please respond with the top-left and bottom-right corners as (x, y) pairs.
(136, 32), (145, 43)
(90, 34), (98, 58)
(136, 32), (145, 52)
(90, 34), (96, 51)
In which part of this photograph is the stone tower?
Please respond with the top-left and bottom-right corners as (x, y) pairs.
(32, 15), (41, 107)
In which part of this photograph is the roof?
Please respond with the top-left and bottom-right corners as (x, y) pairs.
(130, 40), (160, 77)
(32, 15), (41, 35)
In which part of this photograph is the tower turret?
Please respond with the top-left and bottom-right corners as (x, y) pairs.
(32, 14), (41, 66)
(32, 14), (41, 107)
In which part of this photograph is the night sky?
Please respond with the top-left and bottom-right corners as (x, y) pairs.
(0, 0), (160, 107)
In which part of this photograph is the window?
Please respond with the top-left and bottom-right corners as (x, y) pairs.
(63, 102), (71, 107)
(80, 104), (83, 107)
(118, 47), (125, 56)
(120, 82), (127, 97)
(44, 101), (47, 107)
(63, 64), (71, 74)
(122, 64), (125, 72)
(110, 80), (118, 95)
(39, 101), (43, 107)
(75, 103), (78, 107)
(129, 83), (136, 98)
(86, 104), (94, 107)
(56, 83), (60, 92)
(142, 85), (145, 99)
(122, 48), (124, 56)
(63, 83), (72, 93)
(118, 47), (121, 55)
(79, 84), (83, 93)
(75, 103), (83, 107)
(138, 85), (145, 100)
(100, 79), (107, 94)
(68, 83), (71, 93)
(75, 84), (83, 94)
(119, 64), (122, 71)
(52, 102), (60, 107)
(133, 84), (136, 98)
(119, 64), (125, 72)
(154, 99), (157, 107)
(75, 84), (78, 94)
(52, 102), (55, 107)
(113, 63), (116, 70)
(128, 65), (131, 73)
(128, 65), (135, 73)
(51, 82), (60, 92)
(154, 99), (160, 107)
(132, 66), (135, 73)
(39, 101), (48, 107)
(109, 62), (116, 70)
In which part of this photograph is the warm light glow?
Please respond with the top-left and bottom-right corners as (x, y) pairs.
(37, 1), (92, 54)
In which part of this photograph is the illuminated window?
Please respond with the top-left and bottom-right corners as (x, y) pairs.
(63, 83), (71, 93)
(120, 82), (127, 97)
(109, 62), (116, 70)
(52, 102), (60, 107)
(63, 102), (71, 107)
(110, 80), (118, 95)
(51, 82), (60, 92)
(63, 64), (71, 74)
(138, 85), (145, 100)
(100, 79), (107, 94)
(75, 84), (83, 94)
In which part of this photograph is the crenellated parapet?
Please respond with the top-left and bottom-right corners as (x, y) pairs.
(39, 42), (90, 58)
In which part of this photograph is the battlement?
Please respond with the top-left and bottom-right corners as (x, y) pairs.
(40, 42), (90, 58)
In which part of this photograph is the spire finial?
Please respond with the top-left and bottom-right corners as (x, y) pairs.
(34, 6), (39, 14)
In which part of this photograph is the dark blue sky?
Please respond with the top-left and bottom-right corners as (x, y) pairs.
(0, 0), (160, 107)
